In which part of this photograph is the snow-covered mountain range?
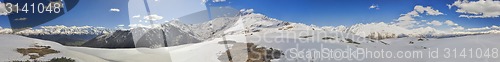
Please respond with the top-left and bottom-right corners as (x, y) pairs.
(1, 10), (499, 47)
(166, 11), (500, 41)
(83, 21), (202, 48)
(0, 25), (113, 46)
(0, 25), (112, 35)
(185, 11), (499, 41)
(324, 22), (500, 40)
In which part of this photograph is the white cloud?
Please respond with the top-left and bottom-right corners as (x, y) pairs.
(144, 14), (164, 21)
(132, 15), (141, 18)
(0, 2), (9, 15)
(128, 24), (147, 28)
(427, 20), (443, 26)
(444, 20), (459, 26)
(406, 11), (420, 16)
(413, 5), (444, 15)
(203, 0), (226, 3)
(369, 5), (377, 9)
(467, 27), (491, 31)
(369, 5), (379, 10)
(396, 5), (444, 28)
(110, 8), (120, 12)
(451, 0), (500, 18)
(394, 20), (417, 28)
(458, 15), (496, 18)
(492, 25), (500, 29)
(240, 9), (254, 14)
(467, 25), (500, 31)
(128, 24), (161, 28)
(453, 26), (465, 31)
(213, 0), (226, 2)
(14, 18), (27, 21)
(442, 20), (466, 31)
(118, 24), (125, 27)
(395, 15), (416, 28)
(117, 24), (126, 30)
(447, 4), (453, 9)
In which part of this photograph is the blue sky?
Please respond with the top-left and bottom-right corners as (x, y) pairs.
(0, 0), (130, 28)
(0, 0), (499, 29)
(206, 0), (500, 28)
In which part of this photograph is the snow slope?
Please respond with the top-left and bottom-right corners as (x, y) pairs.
(0, 34), (107, 62)
(0, 34), (241, 62)
(239, 30), (500, 62)
(2, 31), (500, 62)
(66, 34), (248, 62)
(366, 34), (500, 62)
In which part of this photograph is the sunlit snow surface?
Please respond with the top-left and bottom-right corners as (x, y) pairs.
(1, 33), (499, 62)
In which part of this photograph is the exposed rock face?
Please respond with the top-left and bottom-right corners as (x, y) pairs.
(218, 43), (284, 62)
(83, 23), (202, 48)
(132, 25), (203, 48)
(82, 30), (135, 48)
